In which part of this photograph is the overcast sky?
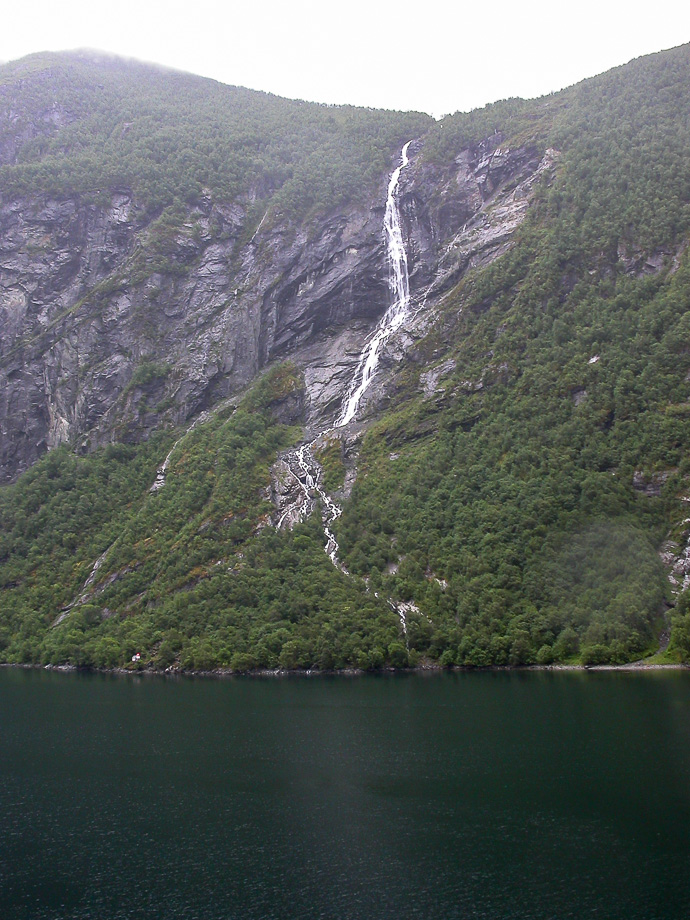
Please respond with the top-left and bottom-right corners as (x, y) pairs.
(2, 1), (688, 117)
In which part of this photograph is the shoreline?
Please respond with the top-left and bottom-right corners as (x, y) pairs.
(2, 660), (688, 679)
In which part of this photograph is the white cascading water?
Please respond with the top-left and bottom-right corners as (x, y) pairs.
(298, 443), (342, 563)
(279, 142), (412, 566)
(276, 441), (343, 564)
(337, 140), (412, 426)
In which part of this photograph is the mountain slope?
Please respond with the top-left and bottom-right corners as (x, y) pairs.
(0, 50), (431, 481)
(3, 45), (690, 669)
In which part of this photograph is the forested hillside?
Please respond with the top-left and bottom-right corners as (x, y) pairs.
(3, 45), (690, 671)
(0, 51), (430, 218)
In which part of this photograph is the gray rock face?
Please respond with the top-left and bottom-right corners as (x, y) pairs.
(0, 134), (554, 481)
(399, 141), (557, 305)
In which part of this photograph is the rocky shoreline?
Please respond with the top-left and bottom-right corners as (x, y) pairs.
(2, 660), (688, 679)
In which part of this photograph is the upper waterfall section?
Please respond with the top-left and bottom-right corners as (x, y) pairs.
(384, 140), (411, 318)
(337, 141), (412, 427)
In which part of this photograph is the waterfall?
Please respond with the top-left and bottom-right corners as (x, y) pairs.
(337, 141), (412, 426)
(297, 443), (342, 564)
(278, 142), (413, 567)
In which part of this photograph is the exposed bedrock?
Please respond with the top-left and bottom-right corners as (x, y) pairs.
(0, 134), (555, 481)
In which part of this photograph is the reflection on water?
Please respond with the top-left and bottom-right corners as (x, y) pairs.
(1, 669), (690, 919)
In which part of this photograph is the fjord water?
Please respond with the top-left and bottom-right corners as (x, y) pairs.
(2, 670), (690, 919)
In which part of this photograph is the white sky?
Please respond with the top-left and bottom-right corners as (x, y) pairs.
(1, 1), (689, 117)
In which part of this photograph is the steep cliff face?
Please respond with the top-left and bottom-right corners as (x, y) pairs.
(0, 131), (551, 482)
(402, 139), (555, 297)
(0, 187), (383, 480)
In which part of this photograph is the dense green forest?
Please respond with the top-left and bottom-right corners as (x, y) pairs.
(3, 45), (690, 670)
(0, 367), (400, 669)
(0, 51), (431, 220)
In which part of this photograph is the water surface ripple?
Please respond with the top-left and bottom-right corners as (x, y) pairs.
(1, 669), (690, 919)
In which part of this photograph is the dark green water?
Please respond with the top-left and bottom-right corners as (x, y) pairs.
(1, 669), (690, 919)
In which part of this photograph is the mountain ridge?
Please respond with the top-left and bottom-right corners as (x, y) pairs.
(3, 45), (690, 670)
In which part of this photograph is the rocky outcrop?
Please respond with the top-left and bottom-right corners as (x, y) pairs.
(0, 133), (555, 482)
(399, 141), (558, 308)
